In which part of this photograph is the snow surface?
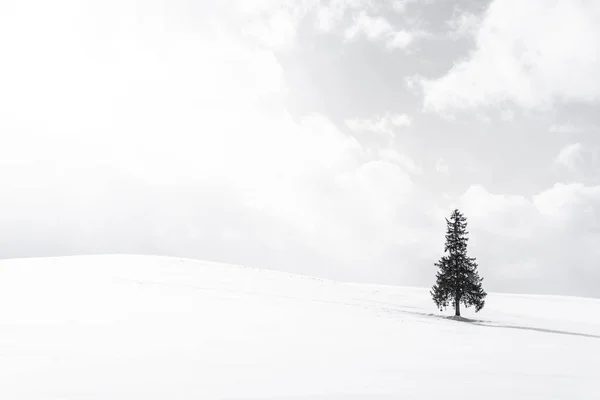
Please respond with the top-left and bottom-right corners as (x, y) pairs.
(0, 255), (598, 399)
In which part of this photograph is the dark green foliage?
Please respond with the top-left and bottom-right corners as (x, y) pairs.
(431, 209), (487, 316)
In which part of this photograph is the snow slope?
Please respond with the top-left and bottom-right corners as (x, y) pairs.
(0, 255), (598, 399)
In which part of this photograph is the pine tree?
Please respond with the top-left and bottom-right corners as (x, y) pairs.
(431, 209), (487, 317)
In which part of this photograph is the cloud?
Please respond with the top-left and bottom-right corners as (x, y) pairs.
(355, 160), (414, 221)
(225, 0), (417, 51)
(240, 9), (300, 49)
(315, 0), (366, 32)
(549, 123), (591, 134)
(555, 143), (583, 169)
(391, 0), (419, 13)
(224, 0), (320, 49)
(452, 182), (600, 296)
(435, 158), (449, 174)
(344, 11), (415, 49)
(499, 108), (515, 122)
(460, 185), (535, 238)
(345, 113), (411, 138)
(422, 0), (600, 113)
(404, 75), (422, 92)
(316, 4), (345, 32)
(386, 30), (414, 49)
(344, 12), (393, 40)
(446, 10), (481, 39)
(0, 0), (422, 282)
(1, 0), (598, 298)
(379, 148), (422, 174)
(390, 114), (412, 126)
(533, 182), (600, 221)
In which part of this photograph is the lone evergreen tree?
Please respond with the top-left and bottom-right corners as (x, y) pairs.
(431, 209), (486, 317)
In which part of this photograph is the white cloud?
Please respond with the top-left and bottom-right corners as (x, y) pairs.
(0, 0), (420, 277)
(434, 158), (449, 174)
(315, 0), (366, 32)
(316, 5), (344, 32)
(392, 0), (419, 13)
(549, 123), (590, 134)
(226, 0), (322, 49)
(226, 0), (416, 51)
(555, 143), (583, 169)
(422, 0), (600, 113)
(389, 114), (412, 127)
(2, 0), (598, 298)
(345, 113), (411, 138)
(344, 11), (415, 49)
(450, 182), (600, 296)
(355, 160), (414, 218)
(386, 30), (414, 49)
(404, 75), (421, 92)
(344, 12), (393, 40)
(241, 9), (300, 49)
(461, 185), (529, 215)
(532, 182), (600, 220)
(446, 10), (481, 39)
(500, 108), (515, 122)
(379, 148), (422, 174)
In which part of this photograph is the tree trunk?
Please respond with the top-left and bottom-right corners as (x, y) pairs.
(454, 296), (461, 317)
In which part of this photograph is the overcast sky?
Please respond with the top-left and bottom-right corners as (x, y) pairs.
(1, 0), (599, 297)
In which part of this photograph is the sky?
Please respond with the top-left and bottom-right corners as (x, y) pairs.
(0, 0), (599, 298)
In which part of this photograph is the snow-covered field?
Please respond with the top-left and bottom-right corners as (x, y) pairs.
(0, 255), (598, 399)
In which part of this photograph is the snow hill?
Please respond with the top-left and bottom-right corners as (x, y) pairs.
(0, 255), (598, 399)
